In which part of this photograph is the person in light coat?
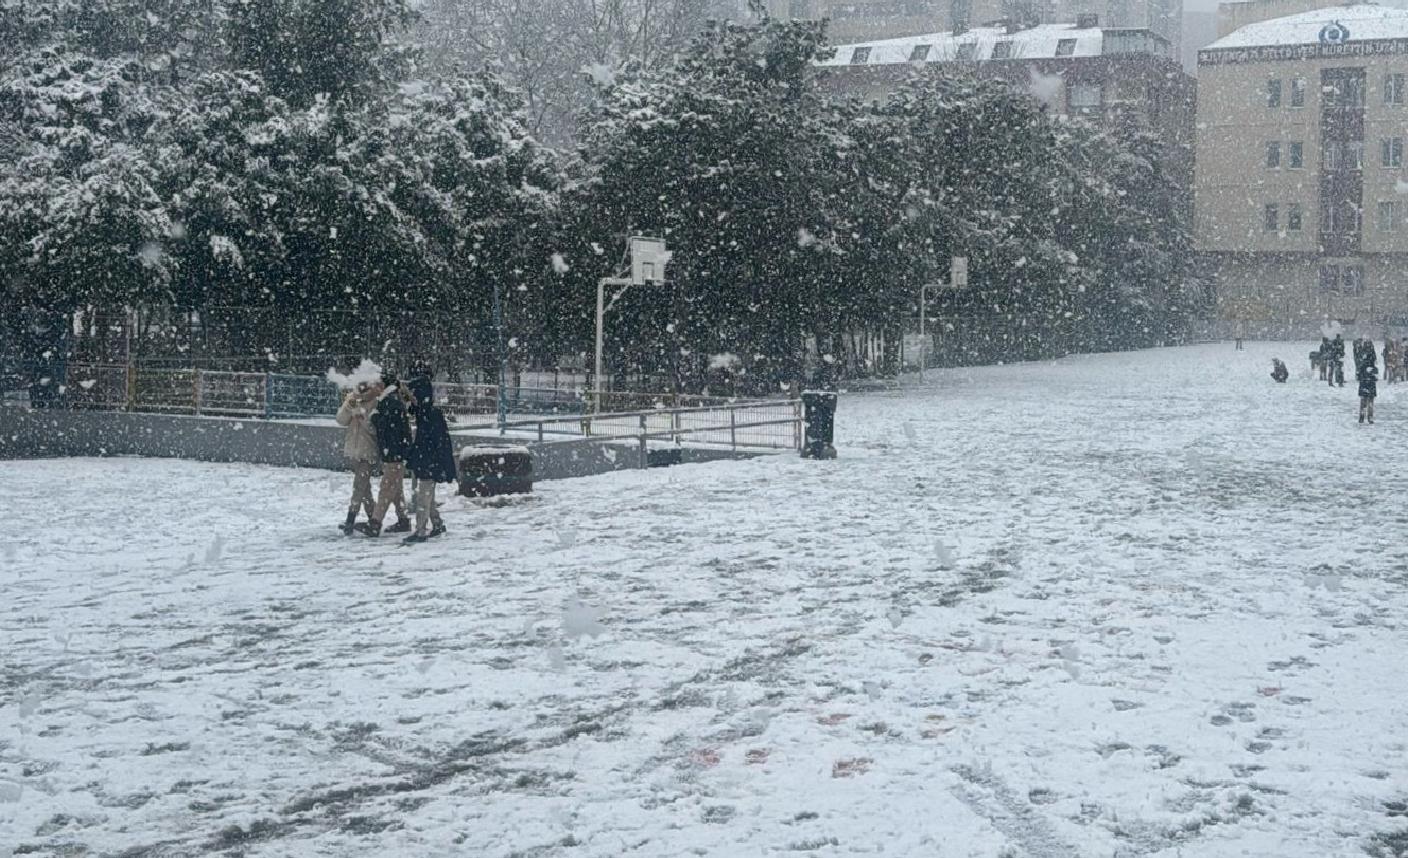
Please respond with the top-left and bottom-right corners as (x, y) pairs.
(335, 382), (380, 534)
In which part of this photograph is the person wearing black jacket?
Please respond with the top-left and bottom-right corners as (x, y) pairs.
(403, 376), (457, 544)
(1359, 363), (1378, 424)
(1329, 334), (1346, 387)
(356, 372), (414, 537)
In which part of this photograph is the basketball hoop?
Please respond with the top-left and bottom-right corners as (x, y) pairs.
(629, 236), (672, 285)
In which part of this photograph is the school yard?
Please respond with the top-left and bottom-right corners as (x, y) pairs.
(3, 342), (1407, 857)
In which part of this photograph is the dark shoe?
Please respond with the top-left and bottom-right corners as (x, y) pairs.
(386, 519), (412, 533)
(339, 511), (357, 535)
(355, 520), (382, 537)
(429, 524), (447, 538)
(402, 533), (429, 544)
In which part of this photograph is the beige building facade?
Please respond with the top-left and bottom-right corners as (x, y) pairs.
(1196, 4), (1408, 336)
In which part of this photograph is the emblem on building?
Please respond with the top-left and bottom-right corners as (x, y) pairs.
(1319, 21), (1351, 44)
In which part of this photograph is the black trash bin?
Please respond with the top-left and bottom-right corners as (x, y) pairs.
(457, 447), (534, 497)
(801, 390), (837, 459)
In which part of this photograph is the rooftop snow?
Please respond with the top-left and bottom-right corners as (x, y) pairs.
(817, 24), (1105, 67)
(1205, 3), (1408, 50)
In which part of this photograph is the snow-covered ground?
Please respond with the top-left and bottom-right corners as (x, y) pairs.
(4, 342), (1408, 858)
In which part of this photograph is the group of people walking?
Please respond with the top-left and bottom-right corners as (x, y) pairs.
(336, 366), (457, 543)
(1304, 334), (1383, 424)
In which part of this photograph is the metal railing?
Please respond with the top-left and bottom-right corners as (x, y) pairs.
(27, 365), (803, 454)
(456, 399), (804, 456)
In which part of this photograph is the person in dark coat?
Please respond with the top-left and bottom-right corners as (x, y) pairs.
(356, 371), (413, 537)
(1329, 334), (1346, 387)
(1359, 363), (1378, 424)
(1353, 337), (1377, 380)
(1318, 337), (1331, 381)
(1271, 358), (1289, 383)
(403, 375), (456, 543)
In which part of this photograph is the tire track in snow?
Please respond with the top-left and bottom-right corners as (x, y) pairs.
(949, 763), (1076, 858)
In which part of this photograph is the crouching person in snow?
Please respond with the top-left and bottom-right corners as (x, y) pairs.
(336, 382), (380, 534)
(1359, 364), (1378, 424)
(1271, 358), (1289, 383)
(403, 376), (457, 544)
(356, 371), (413, 537)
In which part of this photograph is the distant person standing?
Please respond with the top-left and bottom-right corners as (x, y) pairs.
(1386, 338), (1402, 385)
(1329, 334), (1346, 387)
(1359, 363), (1378, 424)
(335, 382), (380, 535)
(403, 376), (457, 544)
(1318, 336), (1332, 381)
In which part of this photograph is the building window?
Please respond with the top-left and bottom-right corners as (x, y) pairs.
(1326, 203), (1363, 234)
(1321, 264), (1366, 295)
(1382, 136), (1403, 168)
(1327, 76), (1366, 108)
(1349, 141), (1365, 169)
(955, 42), (977, 60)
(1055, 38), (1077, 56)
(1387, 73), (1406, 105)
(1070, 84), (1102, 108)
(1289, 141), (1304, 168)
(1266, 141), (1281, 168)
(1264, 203), (1279, 231)
(1379, 200), (1401, 231)
(909, 44), (931, 61)
(1325, 141), (1341, 170)
(850, 46), (871, 64)
(991, 40), (1013, 59)
(1291, 77), (1306, 107)
(1288, 203), (1303, 231)
(1267, 78), (1282, 107)
(1345, 265), (1365, 295)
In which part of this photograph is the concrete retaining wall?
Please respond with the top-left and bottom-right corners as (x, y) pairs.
(0, 408), (759, 479)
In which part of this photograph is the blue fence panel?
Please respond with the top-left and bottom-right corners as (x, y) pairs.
(265, 373), (340, 419)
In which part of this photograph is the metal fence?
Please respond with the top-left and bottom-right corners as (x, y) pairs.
(20, 365), (802, 453)
(458, 399), (804, 453)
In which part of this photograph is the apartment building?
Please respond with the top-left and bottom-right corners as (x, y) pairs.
(1196, 4), (1408, 334)
(762, 0), (1182, 53)
(817, 22), (1196, 186)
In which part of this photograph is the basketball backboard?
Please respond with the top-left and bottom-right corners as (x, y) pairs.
(629, 236), (672, 285)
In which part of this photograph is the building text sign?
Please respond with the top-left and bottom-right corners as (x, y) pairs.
(1199, 37), (1408, 66)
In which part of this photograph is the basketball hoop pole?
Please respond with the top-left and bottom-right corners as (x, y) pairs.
(595, 275), (633, 413)
(594, 236), (670, 414)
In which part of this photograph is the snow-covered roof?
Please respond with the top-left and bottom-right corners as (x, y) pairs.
(817, 23), (1106, 67)
(1204, 3), (1408, 50)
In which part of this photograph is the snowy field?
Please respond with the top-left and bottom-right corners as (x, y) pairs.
(5, 342), (1408, 858)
